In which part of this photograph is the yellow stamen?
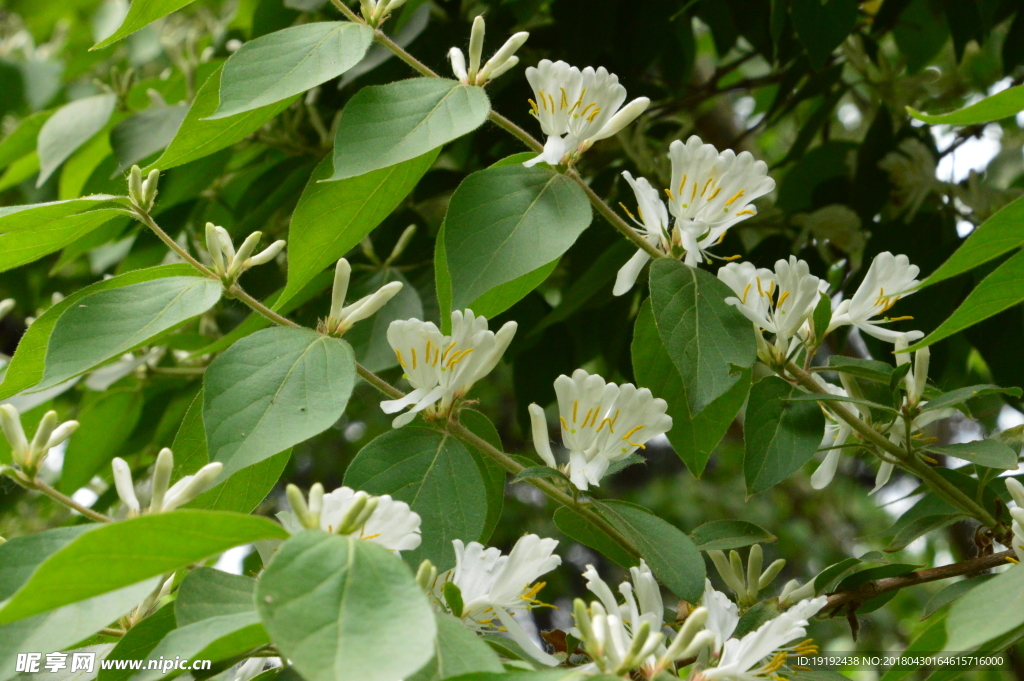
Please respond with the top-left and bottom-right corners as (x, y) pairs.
(678, 174), (686, 195)
(395, 349), (406, 368)
(580, 101), (598, 118)
(886, 315), (914, 321)
(560, 416), (569, 431)
(361, 532), (381, 540)
(586, 107), (601, 122)
(756, 277), (764, 297)
(447, 347), (475, 368)
(1007, 556), (1020, 564)
(921, 454), (938, 464)
(528, 99), (539, 115)
(702, 178), (714, 197)
(724, 254), (743, 260)
(411, 347), (417, 369)
(777, 290), (791, 309)
(619, 202), (637, 221)
(691, 181), (698, 201)
(560, 88), (568, 109)
(622, 425), (644, 442)
(709, 186), (723, 200)
(741, 283), (752, 304)
(736, 209), (755, 216)
(573, 400), (578, 423)
(582, 408), (594, 429)
(522, 581), (546, 600)
(724, 189), (745, 207)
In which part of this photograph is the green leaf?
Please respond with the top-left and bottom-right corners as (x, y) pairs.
(0, 264), (197, 400)
(204, 327), (355, 479)
(909, 250), (1024, 350)
(921, 195), (1024, 287)
(920, 384), (1022, 412)
(211, 23), (374, 118)
(790, 0), (858, 69)
(456, 409), (507, 544)
(280, 151), (437, 308)
(92, 0), (198, 49)
(811, 291), (832, 342)
(441, 583), (464, 620)
(922, 575), (993, 620)
(0, 110), (52, 173)
(784, 391), (899, 414)
(552, 506), (638, 569)
(511, 466), (572, 486)
(814, 557), (863, 592)
(632, 299), (750, 477)
(37, 276), (221, 392)
(134, 613), (267, 681)
(96, 605), (177, 681)
(689, 520), (776, 551)
(36, 94), (117, 186)
(879, 615), (948, 681)
(149, 65), (297, 171)
(0, 580), (162, 681)
(187, 451), (291, 513)
(256, 531), (436, 681)
(884, 513), (962, 552)
(344, 427), (489, 571)
(407, 613), (504, 681)
(59, 388), (144, 493)
(744, 376), (825, 495)
(946, 562), (1024, 651)
(0, 196), (120, 228)
(345, 269), (424, 373)
(908, 85), (1024, 126)
(443, 164), (590, 310)
(0, 511), (287, 624)
(175, 568), (255, 625)
(0, 208), (124, 274)
(330, 78), (489, 180)
(826, 355), (900, 383)
(926, 440), (1019, 470)
(0, 526), (95, 601)
(648, 259), (757, 412)
(111, 104), (188, 170)
(598, 500), (705, 603)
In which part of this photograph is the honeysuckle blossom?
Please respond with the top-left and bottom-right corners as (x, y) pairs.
(448, 16), (528, 86)
(827, 252), (922, 343)
(440, 535), (562, 665)
(282, 483), (422, 553)
(382, 309), (517, 427)
(320, 258), (402, 335)
(702, 580), (739, 655)
(696, 596), (827, 681)
(1006, 478), (1024, 563)
(666, 136), (775, 267)
(529, 369), (672, 490)
(0, 404), (78, 476)
(524, 60), (649, 167)
(810, 382), (854, 490)
(112, 448), (222, 517)
(718, 256), (825, 349)
(205, 222), (285, 285)
(613, 172), (671, 296)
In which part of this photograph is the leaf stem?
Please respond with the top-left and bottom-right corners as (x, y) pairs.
(782, 362), (999, 528)
(3, 468), (112, 523)
(326, 0), (665, 261)
(824, 550), (1014, 612)
(131, 207), (216, 278)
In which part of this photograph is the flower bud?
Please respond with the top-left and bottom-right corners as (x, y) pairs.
(415, 559), (437, 592)
(587, 97), (650, 142)
(330, 259), (352, 322)
(206, 222), (227, 274)
(746, 544), (763, 601)
(112, 457), (140, 516)
(149, 448), (174, 513)
(1007, 478), (1024, 508)
(449, 47), (468, 83)
(308, 482), (324, 529)
(707, 549), (746, 595)
(128, 166), (143, 204)
(336, 491), (378, 535)
(385, 224), (416, 265)
(467, 16), (485, 82)
(45, 421), (79, 450)
(484, 55), (520, 81)
(141, 169), (160, 209)
(759, 558), (787, 590)
(573, 598), (595, 648)
(287, 484), (316, 529)
(29, 411), (58, 457)
(230, 231), (263, 278)
(162, 462), (223, 511)
(477, 32), (529, 83)
(0, 298), (15, 321)
(245, 240), (286, 268)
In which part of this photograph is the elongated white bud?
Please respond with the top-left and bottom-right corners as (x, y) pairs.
(528, 403), (557, 468)
(141, 169), (160, 209)
(485, 55), (520, 81)
(206, 223), (227, 274)
(162, 462), (223, 511)
(449, 47), (468, 82)
(215, 225), (235, 262)
(0, 404), (29, 465)
(677, 629), (716, 661)
(1007, 478), (1024, 508)
(910, 347), (930, 406)
(779, 579), (817, 606)
(112, 457), (140, 515)
(128, 166), (143, 205)
(245, 240), (286, 267)
(587, 97), (650, 142)
(307, 482), (324, 528)
(730, 550), (746, 593)
(45, 421), (79, 450)
(477, 31), (529, 82)
(330, 259), (352, 321)
(707, 550), (746, 595)
(230, 231), (263, 277)
(467, 16), (485, 82)
(30, 411), (59, 456)
(759, 558), (786, 590)
(340, 282), (403, 328)
(416, 559), (437, 592)
(287, 484), (315, 528)
(894, 334), (911, 366)
(746, 544), (762, 601)
(337, 492), (378, 535)
(149, 447), (174, 513)
(0, 298), (15, 321)
(386, 224), (417, 265)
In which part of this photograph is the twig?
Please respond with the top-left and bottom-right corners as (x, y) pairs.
(99, 628), (126, 637)
(131, 208), (216, 278)
(3, 469), (112, 523)
(567, 169), (664, 259)
(824, 550), (1014, 612)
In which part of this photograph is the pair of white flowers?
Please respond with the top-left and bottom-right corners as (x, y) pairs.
(112, 447), (223, 516)
(282, 484), (423, 552)
(0, 404), (78, 477)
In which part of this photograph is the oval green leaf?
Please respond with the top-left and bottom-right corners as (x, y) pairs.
(36, 94), (117, 186)
(921, 195), (1024, 287)
(92, 0), (198, 50)
(908, 85), (1024, 126)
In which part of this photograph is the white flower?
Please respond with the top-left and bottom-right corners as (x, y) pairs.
(0, 404), (78, 475)
(718, 257), (824, 346)
(667, 136), (775, 267)
(529, 369), (672, 490)
(322, 258), (402, 335)
(205, 222), (285, 284)
(442, 535), (561, 665)
(524, 60), (649, 167)
(112, 448), (222, 517)
(0, 298), (14, 322)
(358, 0), (407, 26)
(698, 597), (827, 681)
(321, 487), (421, 552)
(810, 382), (854, 490)
(382, 309), (516, 427)
(449, 16), (528, 86)
(1005, 478), (1024, 563)
(827, 252), (922, 343)
(613, 171), (671, 296)
(702, 580), (739, 656)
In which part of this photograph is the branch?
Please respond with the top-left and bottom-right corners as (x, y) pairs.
(824, 550), (1014, 612)
(782, 362), (999, 528)
(326, 0), (665, 261)
(3, 469), (112, 523)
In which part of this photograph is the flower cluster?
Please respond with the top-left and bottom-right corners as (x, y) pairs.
(529, 369), (672, 490)
(112, 448), (222, 517)
(205, 222), (286, 286)
(382, 309), (517, 427)
(320, 258), (403, 336)
(448, 16), (529, 86)
(614, 136), (776, 294)
(0, 404), (78, 478)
